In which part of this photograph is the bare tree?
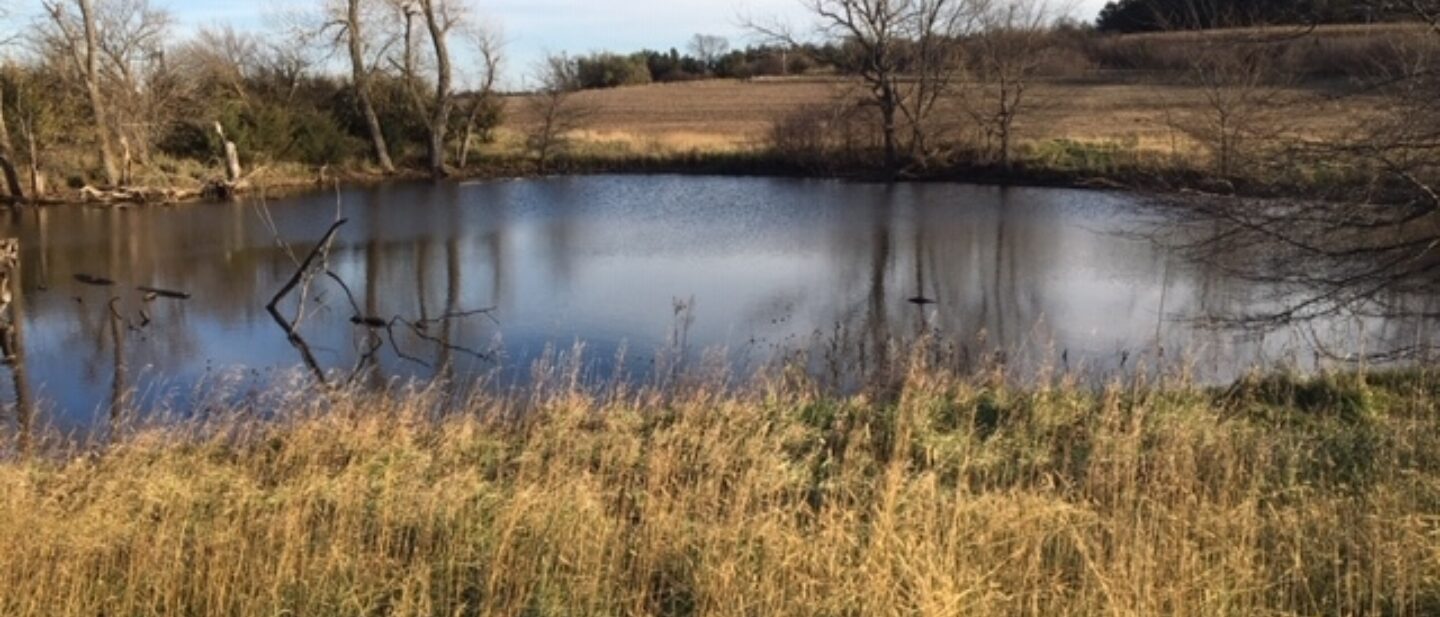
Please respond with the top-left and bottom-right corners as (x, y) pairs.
(176, 26), (259, 104)
(92, 0), (173, 173)
(965, 0), (1062, 170)
(1172, 44), (1294, 179)
(1, 65), (54, 199)
(526, 54), (588, 173)
(688, 34), (730, 72)
(753, 0), (983, 170)
(454, 23), (502, 169)
(43, 0), (123, 186)
(322, 0), (396, 173)
(259, 27), (322, 105)
(391, 0), (464, 178)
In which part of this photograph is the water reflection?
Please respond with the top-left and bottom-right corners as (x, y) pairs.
(0, 176), (1431, 430)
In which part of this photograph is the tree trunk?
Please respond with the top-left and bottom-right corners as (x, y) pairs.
(877, 78), (899, 170)
(0, 153), (21, 205)
(347, 0), (395, 174)
(458, 111), (475, 169)
(0, 91), (23, 203)
(420, 0), (453, 179)
(215, 122), (242, 182)
(880, 101), (899, 171)
(78, 0), (122, 187)
(23, 117), (45, 198)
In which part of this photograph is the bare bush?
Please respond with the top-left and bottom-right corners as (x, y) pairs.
(752, 0), (984, 169)
(768, 99), (882, 168)
(964, 0), (1065, 169)
(1165, 37), (1297, 179)
(453, 23), (503, 169)
(525, 54), (590, 173)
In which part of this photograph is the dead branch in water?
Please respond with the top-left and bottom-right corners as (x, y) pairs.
(263, 214), (498, 386)
(266, 218), (348, 386)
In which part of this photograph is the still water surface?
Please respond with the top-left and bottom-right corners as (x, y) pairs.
(0, 176), (1424, 428)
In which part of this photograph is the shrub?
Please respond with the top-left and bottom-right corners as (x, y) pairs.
(211, 101), (362, 167)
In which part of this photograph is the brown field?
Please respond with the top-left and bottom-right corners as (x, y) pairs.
(505, 76), (1366, 159)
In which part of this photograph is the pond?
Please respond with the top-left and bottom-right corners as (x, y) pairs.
(0, 175), (1430, 430)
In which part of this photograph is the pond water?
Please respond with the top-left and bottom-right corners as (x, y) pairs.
(0, 175), (1429, 429)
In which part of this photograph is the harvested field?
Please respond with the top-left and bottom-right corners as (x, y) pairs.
(506, 76), (1368, 157)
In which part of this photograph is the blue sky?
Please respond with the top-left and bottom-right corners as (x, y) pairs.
(11, 0), (1113, 86)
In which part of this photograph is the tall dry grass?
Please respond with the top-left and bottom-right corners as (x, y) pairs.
(2, 355), (1439, 616)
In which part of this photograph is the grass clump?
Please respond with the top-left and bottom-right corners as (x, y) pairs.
(2, 361), (1439, 616)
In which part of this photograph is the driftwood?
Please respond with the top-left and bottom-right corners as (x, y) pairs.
(78, 185), (201, 205)
(68, 122), (250, 205)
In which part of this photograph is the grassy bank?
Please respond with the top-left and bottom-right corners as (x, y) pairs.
(3, 361), (1439, 616)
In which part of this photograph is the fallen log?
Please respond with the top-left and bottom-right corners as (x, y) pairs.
(78, 185), (201, 205)
(350, 315), (389, 329)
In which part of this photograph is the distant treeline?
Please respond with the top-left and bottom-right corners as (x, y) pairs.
(1097, 0), (1403, 32)
(570, 41), (840, 90)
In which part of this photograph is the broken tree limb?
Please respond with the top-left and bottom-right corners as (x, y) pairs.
(196, 122), (253, 201)
(268, 219), (348, 316)
(266, 218), (349, 386)
(216, 122), (242, 182)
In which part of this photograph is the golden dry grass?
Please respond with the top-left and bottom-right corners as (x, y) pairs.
(2, 359), (1439, 616)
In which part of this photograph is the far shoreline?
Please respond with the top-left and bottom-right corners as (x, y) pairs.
(7, 149), (1389, 210)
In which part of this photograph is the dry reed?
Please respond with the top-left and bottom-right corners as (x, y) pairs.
(1, 353), (1437, 616)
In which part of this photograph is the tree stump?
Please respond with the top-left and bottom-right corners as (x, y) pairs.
(0, 238), (34, 453)
(0, 239), (19, 357)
